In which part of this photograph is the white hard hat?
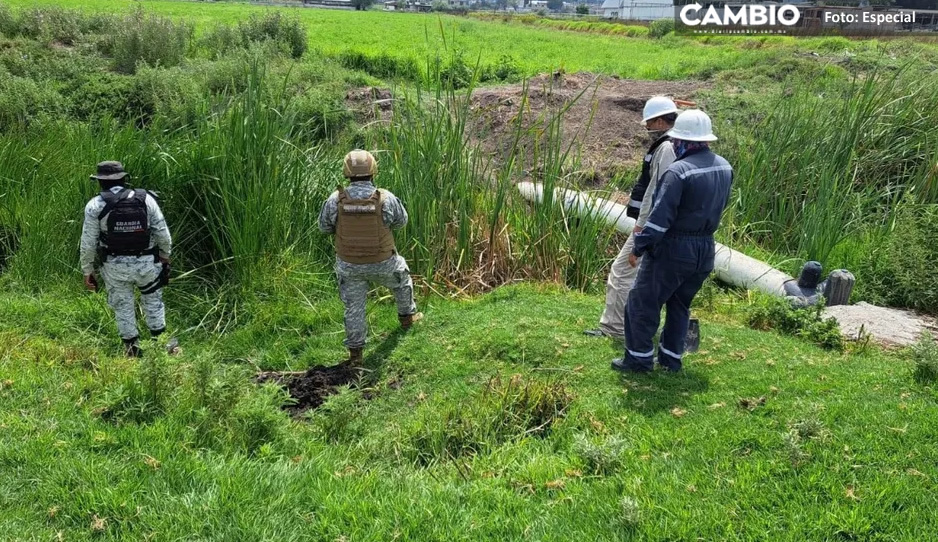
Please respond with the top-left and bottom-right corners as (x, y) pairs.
(667, 109), (717, 142)
(641, 96), (679, 123)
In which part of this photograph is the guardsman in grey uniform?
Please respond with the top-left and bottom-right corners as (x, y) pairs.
(613, 110), (733, 373)
(584, 97), (678, 340)
(319, 150), (422, 366)
(80, 161), (174, 358)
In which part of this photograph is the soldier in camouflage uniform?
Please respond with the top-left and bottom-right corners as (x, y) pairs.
(319, 150), (421, 366)
(80, 161), (175, 358)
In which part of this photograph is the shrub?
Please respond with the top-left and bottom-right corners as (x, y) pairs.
(308, 385), (361, 442)
(109, 8), (193, 74)
(881, 203), (938, 314)
(440, 51), (474, 89)
(648, 19), (674, 39)
(490, 54), (522, 82)
(352, 0), (375, 9)
(237, 12), (307, 59)
(99, 346), (174, 424)
(748, 297), (845, 351)
(0, 4), (16, 38)
(67, 71), (134, 121)
(576, 4), (589, 15)
(911, 337), (938, 385)
(202, 23), (241, 59)
(228, 383), (291, 455)
(124, 64), (204, 127)
(0, 74), (64, 127)
(290, 88), (353, 142)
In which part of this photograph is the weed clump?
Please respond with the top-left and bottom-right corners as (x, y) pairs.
(407, 374), (573, 464)
(748, 297), (845, 351)
(107, 8), (193, 74)
(100, 343), (174, 424)
(648, 19), (674, 39)
(204, 12), (307, 59)
(911, 337), (938, 385)
(573, 434), (629, 475)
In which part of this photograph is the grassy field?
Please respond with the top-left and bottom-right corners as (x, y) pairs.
(7, 0), (937, 80)
(1, 2), (937, 539)
(1, 284), (937, 540)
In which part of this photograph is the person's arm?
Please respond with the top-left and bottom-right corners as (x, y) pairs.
(636, 143), (676, 229)
(381, 190), (409, 230)
(146, 194), (172, 261)
(632, 170), (683, 258)
(79, 200), (100, 276)
(318, 192), (339, 234)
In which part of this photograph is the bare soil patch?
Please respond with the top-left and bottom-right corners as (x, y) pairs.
(345, 73), (710, 185)
(257, 362), (361, 415)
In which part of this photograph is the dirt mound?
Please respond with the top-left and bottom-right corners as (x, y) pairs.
(344, 73), (710, 185)
(470, 73), (710, 184)
(257, 362), (361, 415)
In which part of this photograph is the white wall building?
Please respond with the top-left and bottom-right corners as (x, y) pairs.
(601, 0), (673, 21)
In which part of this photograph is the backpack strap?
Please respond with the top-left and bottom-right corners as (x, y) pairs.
(97, 189), (130, 221)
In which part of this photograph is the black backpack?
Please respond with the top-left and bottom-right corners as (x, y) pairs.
(97, 189), (152, 256)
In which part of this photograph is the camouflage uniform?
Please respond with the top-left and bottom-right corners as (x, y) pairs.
(319, 180), (415, 349)
(79, 186), (172, 340)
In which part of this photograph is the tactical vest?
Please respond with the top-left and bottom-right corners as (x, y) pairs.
(626, 134), (671, 220)
(335, 187), (396, 264)
(98, 189), (153, 256)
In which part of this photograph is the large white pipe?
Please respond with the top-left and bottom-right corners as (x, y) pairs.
(517, 182), (792, 297)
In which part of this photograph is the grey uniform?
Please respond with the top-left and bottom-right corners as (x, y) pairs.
(318, 180), (416, 349)
(599, 140), (676, 338)
(80, 186), (172, 340)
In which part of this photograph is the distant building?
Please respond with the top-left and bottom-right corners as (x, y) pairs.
(384, 0), (433, 10)
(600, 0), (672, 21)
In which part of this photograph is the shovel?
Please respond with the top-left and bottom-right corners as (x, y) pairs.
(684, 318), (701, 353)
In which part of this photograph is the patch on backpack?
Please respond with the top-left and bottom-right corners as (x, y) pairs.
(343, 204), (377, 214)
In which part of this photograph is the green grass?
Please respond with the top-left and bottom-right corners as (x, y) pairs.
(7, 0), (938, 80)
(1, 284), (936, 540)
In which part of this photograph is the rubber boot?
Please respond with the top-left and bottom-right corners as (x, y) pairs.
(399, 312), (424, 330)
(346, 347), (363, 367)
(123, 337), (142, 358)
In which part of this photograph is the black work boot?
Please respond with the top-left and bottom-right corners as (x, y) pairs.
(122, 337), (142, 358)
(346, 347), (364, 366)
(399, 312), (424, 330)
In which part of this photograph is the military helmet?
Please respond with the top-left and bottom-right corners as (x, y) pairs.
(343, 150), (377, 179)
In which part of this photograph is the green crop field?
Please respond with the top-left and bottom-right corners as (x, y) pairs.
(7, 0), (937, 79)
(1, 1), (937, 539)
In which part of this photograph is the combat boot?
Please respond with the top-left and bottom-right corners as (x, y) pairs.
(123, 337), (142, 358)
(346, 347), (364, 366)
(399, 312), (424, 330)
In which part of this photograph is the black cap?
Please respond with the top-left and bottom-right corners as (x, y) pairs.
(90, 161), (128, 181)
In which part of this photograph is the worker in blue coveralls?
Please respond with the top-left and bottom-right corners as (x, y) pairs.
(612, 110), (733, 373)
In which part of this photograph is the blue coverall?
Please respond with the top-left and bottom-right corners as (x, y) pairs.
(623, 147), (733, 372)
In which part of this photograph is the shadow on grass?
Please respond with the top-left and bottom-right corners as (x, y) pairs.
(363, 326), (406, 372)
(616, 368), (710, 416)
